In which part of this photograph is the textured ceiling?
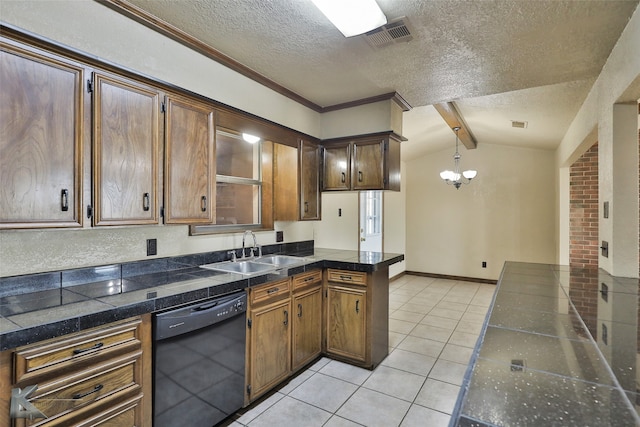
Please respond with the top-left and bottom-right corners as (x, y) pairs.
(124, 0), (638, 159)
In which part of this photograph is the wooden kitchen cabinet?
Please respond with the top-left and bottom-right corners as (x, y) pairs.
(322, 132), (402, 192)
(326, 282), (367, 363)
(291, 270), (322, 372)
(246, 278), (291, 403)
(325, 268), (389, 368)
(92, 72), (160, 226)
(7, 315), (151, 427)
(299, 139), (321, 220)
(322, 142), (351, 191)
(273, 143), (299, 221)
(164, 94), (215, 224)
(0, 40), (84, 229)
(274, 140), (321, 221)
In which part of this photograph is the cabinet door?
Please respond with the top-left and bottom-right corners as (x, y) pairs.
(248, 299), (291, 400)
(322, 143), (351, 190)
(93, 73), (159, 225)
(164, 95), (215, 224)
(352, 139), (384, 190)
(0, 43), (83, 228)
(299, 139), (321, 220)
(273, 143), (299, 221)
(292, 285), (322, 371)
(326, 285), (367, 362)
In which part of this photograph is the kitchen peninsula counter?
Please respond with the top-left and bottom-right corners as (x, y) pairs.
(0, 243), (403, 351)
(451, 261), (640, 427)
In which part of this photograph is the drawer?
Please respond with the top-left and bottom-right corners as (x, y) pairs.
(292, 270), (322, 291)
(14, 318), (142, 384)
(17, 353), (141, 427)
(327, 269), (367, 286)
(250, 278), (291, 305)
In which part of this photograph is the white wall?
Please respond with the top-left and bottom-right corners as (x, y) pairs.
(384, 162), (407, 278)
(314, 193), (359, 250)
(555, 6), (640, 277)
(405, 143), (556, 280)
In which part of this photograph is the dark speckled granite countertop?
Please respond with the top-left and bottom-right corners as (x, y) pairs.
(0, 244), (403, 351)
(451, 261), (640, 427)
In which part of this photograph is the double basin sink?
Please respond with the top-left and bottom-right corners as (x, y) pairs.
(200, 255), (307, 276)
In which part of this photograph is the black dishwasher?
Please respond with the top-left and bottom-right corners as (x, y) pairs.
(153, 291), (246, 427)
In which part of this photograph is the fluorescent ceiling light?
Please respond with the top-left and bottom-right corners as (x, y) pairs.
(242, 133), (260, 144)
(311, 0), (387, 37)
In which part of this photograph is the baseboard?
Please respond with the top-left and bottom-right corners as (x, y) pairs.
(404, 271), (497, 285)
(390, 271), (406, 282)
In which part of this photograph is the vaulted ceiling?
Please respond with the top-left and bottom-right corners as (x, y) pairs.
(121, 0), (639, 159)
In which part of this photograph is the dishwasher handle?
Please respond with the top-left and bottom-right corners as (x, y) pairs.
(154, 292), (246, 341)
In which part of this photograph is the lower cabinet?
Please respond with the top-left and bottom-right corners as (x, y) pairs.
(291, 271), (322, 372)
(325, 268), (389, 369)
(245, 278), (291, 403)
(4, 315), (151, 427)
(326, 284), (367, 363)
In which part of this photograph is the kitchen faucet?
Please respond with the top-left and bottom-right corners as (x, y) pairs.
(241, 230), (261, 258)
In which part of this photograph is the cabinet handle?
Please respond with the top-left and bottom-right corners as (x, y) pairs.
(73, 384), (104, 400)
(72, 342), (103, 355)
(304, 201), (309, 213)
(60, 189), (69, 212)
(355, 300), (360, 313)
(267, 287), (279, 294)
(201, 195), (207, 212)
(339, 275), (352, 281)
(341, 172), (345, 183)
(284, 310), (288, 326)
(298, 303), (303, 317)
(143, 193), (150, 211)
(358, 171), (363, 182)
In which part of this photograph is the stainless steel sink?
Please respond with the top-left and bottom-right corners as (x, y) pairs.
(200, 260), (277, 276)
(253, 255), (306, 267)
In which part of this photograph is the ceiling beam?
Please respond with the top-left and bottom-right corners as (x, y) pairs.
(434, 102), (478, 149)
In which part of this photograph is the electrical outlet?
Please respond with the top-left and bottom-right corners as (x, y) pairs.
(482, 261), (487, 268)
(276, 231), (284, 242)
(147, 238), (157, 256)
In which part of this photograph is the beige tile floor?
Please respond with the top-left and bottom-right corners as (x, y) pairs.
(229, 275), (496, 427)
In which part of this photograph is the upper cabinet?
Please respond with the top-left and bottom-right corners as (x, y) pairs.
(273, 139), (322, 221)
(92, 72), (160, 226)
(273, 143), (299, 222)
(299, 139), (321, 220)
(164, 95), (216, 224)
(322, 132), (402, 192)
(322, 142), (351, 191)
(0, 41), (84, 229)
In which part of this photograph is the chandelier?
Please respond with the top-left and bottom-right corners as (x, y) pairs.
(440, 126), (477, 189)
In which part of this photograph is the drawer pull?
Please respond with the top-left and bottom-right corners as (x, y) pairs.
(304, 276), (315, 282)
(355, 300), (360, 313)
(73, 342), (103, 355)
(267, 287), (280, 294)
(358, 171), (363, 182)
(298, 303), (303, 318)
(341, 172), (346, 183)
(339, 275), (353, 281)
(143, 192), (150, 211)
(61, 189), (69, 212)
(283, 310), (288, 326)
(73, 384), (104, 400)
(201, 195), (207, 212)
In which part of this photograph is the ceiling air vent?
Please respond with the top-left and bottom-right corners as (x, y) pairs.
(364, 17), (414, 49)
(511, 120), (528, 129)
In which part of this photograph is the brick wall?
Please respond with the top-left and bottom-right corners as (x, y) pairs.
(569, 142), (599, 269)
